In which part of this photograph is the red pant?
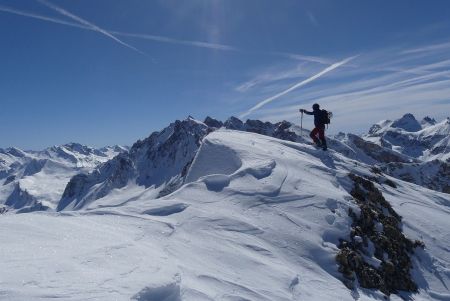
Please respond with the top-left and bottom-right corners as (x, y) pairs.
(310, 127), (325, 143)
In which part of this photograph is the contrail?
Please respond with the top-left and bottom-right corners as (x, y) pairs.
(0, 4), (331, 63)
(0, 4), (86, 29)
(240, 55), (358, 118)
(110, 31), (238, 52)
(0, 5), (233, 51)
(36, 0), (145, 55)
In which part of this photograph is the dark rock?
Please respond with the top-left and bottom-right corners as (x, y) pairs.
(337, 174), (423, 296)
(3, 175), (16, 186)
(224, 116), (244, 130)
(203, 116), (223, 128)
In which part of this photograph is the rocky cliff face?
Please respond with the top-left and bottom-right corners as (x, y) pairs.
(58, 117), (211, 210)
(381, 160), (450, 194)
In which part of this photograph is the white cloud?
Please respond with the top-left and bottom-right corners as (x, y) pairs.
(110, 31), (238, 52)
(254, 66), (450, 133)
(0, 4), (86, 29)
(234, 42), (450, 133)
(402, 41), (450, 54)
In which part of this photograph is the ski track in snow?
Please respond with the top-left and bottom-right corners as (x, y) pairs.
(0, 129), (449, 300)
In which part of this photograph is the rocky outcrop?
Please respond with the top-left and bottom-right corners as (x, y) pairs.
(5, 184), (38, 209)
(224, 116), (244, 130)
(57, 118), (210, 210)
(203, 116), (223, 128)
(381, 160), (450, 194)
(346, 134), (411, 163)
(337, 174), (423, 296)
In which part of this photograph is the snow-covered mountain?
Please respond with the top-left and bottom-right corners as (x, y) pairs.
(48, 114), (450, 213)
(1, 125), (449, 300)
(356, 114), (450, 193)
(0, 144), (126, 212)
(0, 114), (449, 300)
(56, 117), (307, 211)
(365, 113), (450, 162)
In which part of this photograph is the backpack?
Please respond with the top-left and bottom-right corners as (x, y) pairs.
(319, 109), (332, 125)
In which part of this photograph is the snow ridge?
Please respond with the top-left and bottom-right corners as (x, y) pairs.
(0, 117), (449, 300)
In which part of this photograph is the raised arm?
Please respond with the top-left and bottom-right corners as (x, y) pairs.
(300, 109), (314, 115)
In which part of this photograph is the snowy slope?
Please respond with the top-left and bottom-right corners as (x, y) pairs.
(56, 117), (307, 212)
(0, 129), (448, 300)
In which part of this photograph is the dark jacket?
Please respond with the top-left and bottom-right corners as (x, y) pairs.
(304, 109), (325, 128)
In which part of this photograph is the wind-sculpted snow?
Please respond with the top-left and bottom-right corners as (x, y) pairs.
(57, 117), (305, 211)
(0, 129), (449, 300)
(57, 114), (449, 213)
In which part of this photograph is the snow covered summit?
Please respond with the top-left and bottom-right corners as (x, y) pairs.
(360, 114), (450, 193)
(0, 115), (449, 300)
(1, 126), (449, 300)
(365, 113), (450, 162)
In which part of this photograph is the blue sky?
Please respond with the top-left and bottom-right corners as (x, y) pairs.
(1, 0), (450, 149)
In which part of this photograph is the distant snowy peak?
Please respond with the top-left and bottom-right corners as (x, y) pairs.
(390, 113), (422, 132)
(0, 147), (27, 158)
(1, 142), (126, 170)
(368, 113), (448, 135)
(42, 143), (127, 168)
(368, 114), (440, 136)
(358, 114), (450, 193)
(364, 114), (450, 162)
(420, 116), (437, 128)
(99, 145), (129, 154)
(203, 116), (223, 128)
(0, 143), (127, 211)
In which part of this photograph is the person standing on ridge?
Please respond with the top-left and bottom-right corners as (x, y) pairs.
(300, 103), (328, 151)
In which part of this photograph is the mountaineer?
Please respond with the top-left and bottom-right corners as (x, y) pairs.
(300, 103), (331, 151)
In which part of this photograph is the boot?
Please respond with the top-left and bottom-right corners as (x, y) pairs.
(321, 139), (327, 151)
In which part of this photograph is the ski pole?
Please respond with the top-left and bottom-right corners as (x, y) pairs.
(300, 111), (303, 138)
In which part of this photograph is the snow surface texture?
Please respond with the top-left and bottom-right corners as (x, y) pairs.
(1, 127), (449, 300)
(55, 117), (303, 212)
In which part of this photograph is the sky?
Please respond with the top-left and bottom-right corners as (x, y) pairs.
(1, 0), (450, 149)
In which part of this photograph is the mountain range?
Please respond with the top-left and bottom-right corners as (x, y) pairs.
(0, 114), (448, 300)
